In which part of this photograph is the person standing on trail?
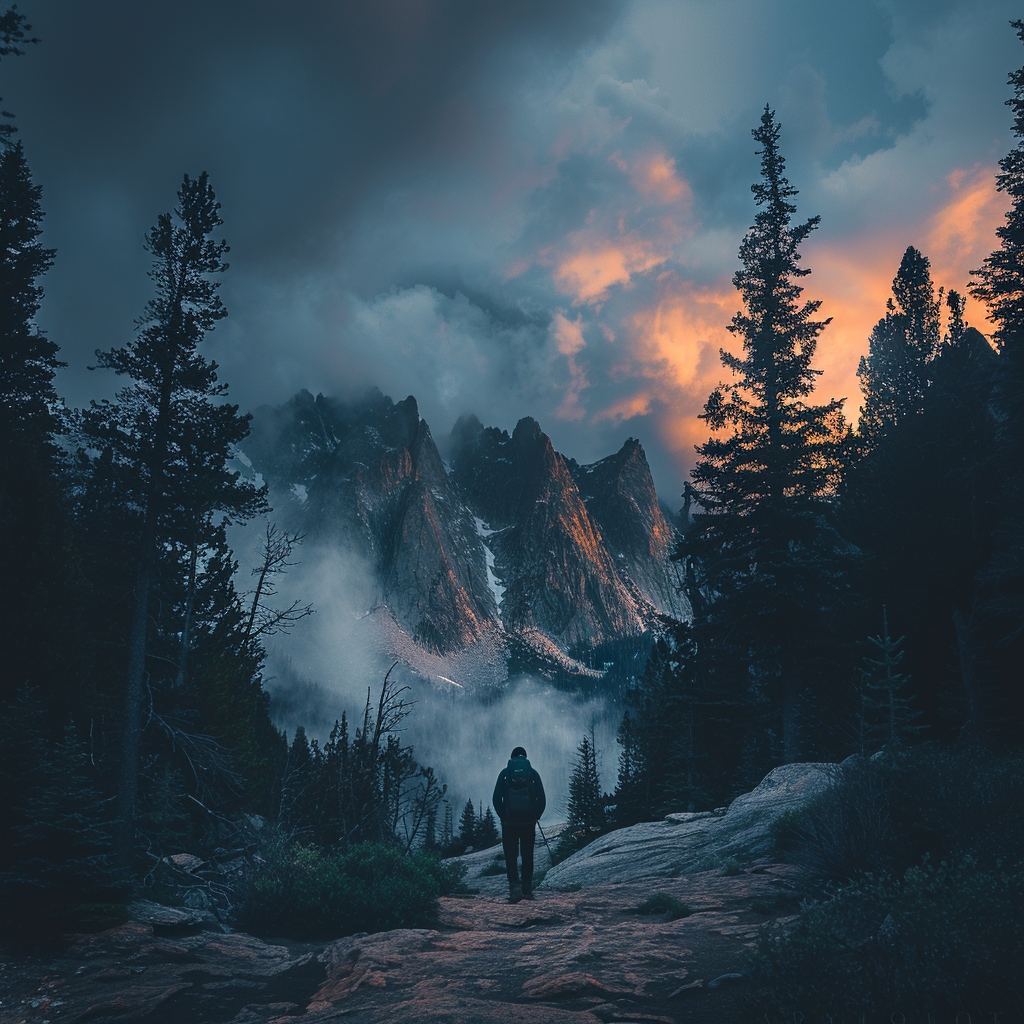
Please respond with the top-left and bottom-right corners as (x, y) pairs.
(493, 746), (546, 903)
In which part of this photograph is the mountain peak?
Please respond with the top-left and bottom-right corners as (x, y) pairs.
(512, 416), (543, 447)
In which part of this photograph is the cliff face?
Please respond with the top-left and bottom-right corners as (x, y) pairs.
(243, 389), (690, 673)
(569, 438), (688, 624)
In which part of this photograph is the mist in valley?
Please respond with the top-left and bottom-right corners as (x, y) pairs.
(233, 512), (622, 828)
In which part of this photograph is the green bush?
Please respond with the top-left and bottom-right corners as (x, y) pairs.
(635, 892), (693, 920)
(245, 833), (467, 939)
(745, 856), (1024, 1022)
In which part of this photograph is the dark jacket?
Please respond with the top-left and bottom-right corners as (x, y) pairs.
(493, 757), (546, 825)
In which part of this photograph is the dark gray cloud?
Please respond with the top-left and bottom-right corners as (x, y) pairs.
(3, 0), (1019, 505)
(5, 0), (622, 399)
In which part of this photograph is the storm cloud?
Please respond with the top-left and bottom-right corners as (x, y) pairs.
(4, 0), (1019, 501)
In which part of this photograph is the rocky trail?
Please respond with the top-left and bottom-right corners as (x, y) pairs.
(0, 866), (804, 1024)
(1, 765), (833, 1024)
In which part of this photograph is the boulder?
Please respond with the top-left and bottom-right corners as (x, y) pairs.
(544, 762), (837, 889)
(128, 900), (227, 933)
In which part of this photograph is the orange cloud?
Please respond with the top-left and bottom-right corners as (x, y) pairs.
(597, 273), (738, 474)
(924, 164), (1004, 329)
(551, 312), (589, 421)
(544, 150), (696, 306)
(927, 165), (1004, 271)
(589, 163), (1005, 476)
(805, 163), (1003, 424)
(631, 152), (692, 205)
(628, 273), (735, 392)
(552, 233), (674, 305)
(658, 408), (713, 461)
(593, 391), (654, 424)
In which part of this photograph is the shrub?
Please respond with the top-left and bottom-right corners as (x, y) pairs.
(480, 855), (506, 877)
(635, 892), (693, 920)
(245, 832), (467, 939)
(750, 890), (802, 915)
(745, 856), (1024, 1022)
(774, 747), (1024, 882)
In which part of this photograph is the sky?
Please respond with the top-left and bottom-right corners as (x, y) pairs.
(4, 0), (1019, 505)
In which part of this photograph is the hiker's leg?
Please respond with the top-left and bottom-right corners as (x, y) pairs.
(502, 826), (519, 885)
(520, 824), (536, 893)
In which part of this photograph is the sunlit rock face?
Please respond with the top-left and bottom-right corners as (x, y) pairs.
(450, 415), (688, 652)
(244, 388), (689, 673)
(568, 437), (689, 624)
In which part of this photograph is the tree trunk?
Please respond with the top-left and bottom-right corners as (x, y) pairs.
(115, 543), (154, 863)
(115, 348), (175, 865)
(176, 538), (198, 688)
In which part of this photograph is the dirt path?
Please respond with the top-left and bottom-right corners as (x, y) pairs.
(0, 865), (803, 1024)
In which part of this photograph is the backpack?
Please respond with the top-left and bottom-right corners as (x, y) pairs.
(506, 764), (534, 818)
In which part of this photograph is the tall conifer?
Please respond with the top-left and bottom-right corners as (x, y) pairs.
(682, 107), (850, 765)
(80, 173), (265, 861)
(858, 246), (941, 444)
(971, 20), (1024, 651)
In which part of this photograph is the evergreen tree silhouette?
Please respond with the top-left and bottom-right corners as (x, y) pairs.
(971, 20), (1024, 664)
(858, 246), (941, 444)
(79, 173), (266, 862)
(1, 700), (127, 933)
(458, 799), (476, 847)
(559, 731), (605, 856)
(681, 106), (851, 765)
(476, 806), (499, 848)
(855, 607), (926, 753)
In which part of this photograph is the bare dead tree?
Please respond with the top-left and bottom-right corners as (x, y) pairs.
(398, 765), (447, 854)
(243, 523), (314, 644)
(340, 664), (418, 844)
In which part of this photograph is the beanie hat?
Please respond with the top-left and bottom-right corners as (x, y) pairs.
(511, 746), (527, 758)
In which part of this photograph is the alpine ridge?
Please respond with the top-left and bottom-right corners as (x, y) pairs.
(241, 389), (689, 689)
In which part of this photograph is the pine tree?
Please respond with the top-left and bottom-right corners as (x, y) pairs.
(945, 289), (967, 348)
(1, 6), (38, 146)
(1, 716), (127, 933)
(855, 607), (925, 753)
(0, 139), (79, 712)
(857, 246), (941, 443)
(442, 801), (454, 849)
(613, 709), (644, 826)
(476, 806), (499, 849)
(78, 173), (265, 862)
(559, 731), (606, 857)
(840, 309), (1003, 743)
(0, 141), (59, 448)
(423, 806), (438, 850)
(458, 799), (476, 848)
(681, 106), (850, 764)
(971, 20), (1024, 661)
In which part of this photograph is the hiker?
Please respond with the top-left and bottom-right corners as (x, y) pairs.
(492, 746), (546, 903)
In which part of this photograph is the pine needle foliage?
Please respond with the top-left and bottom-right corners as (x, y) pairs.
(855, 607), (926, 754)
(682, 106), (851, 764)
(558, 731), (606, 857)
(857, 246), (941, 444)
(970, 20), (1024, 647)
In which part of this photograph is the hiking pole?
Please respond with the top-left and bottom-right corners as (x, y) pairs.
(537, 822), (555, 862)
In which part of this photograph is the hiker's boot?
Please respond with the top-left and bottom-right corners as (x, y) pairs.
(522, 885), (535, 901)
(508, 882), (523, 904)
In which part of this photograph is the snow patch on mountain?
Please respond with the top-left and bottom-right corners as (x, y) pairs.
(474, 517), (505, 617)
